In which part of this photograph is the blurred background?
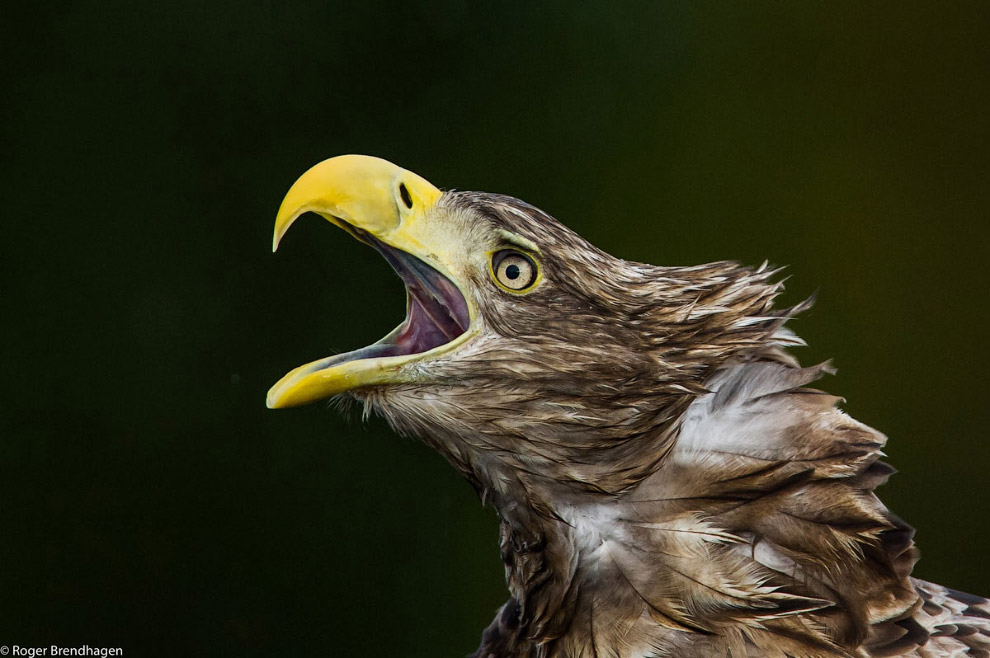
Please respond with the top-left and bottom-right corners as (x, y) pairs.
(2, 2), (988, 655)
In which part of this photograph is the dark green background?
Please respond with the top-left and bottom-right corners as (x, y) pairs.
(2, 2), (988, 656)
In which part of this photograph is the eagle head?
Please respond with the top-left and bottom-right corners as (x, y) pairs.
(268, 155), (799, 499)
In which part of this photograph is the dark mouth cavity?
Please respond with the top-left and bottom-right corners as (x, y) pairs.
(309, 224), (470, 373)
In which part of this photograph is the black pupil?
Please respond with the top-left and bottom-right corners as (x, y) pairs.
(506, 264), (521, 280)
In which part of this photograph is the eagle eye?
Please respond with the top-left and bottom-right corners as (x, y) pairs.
(492, 250), (538, 291)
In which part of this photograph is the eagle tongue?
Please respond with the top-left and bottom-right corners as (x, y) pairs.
(301, 342), (402, 374)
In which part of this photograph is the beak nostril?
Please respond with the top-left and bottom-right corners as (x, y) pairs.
(399, 182), (413, 209)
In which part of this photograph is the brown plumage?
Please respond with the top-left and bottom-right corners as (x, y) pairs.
(269, 158), (989, 658)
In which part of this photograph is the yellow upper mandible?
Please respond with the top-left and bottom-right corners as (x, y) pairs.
(272, 154), (443, 252)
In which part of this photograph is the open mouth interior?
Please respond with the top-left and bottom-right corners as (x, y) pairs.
(305, 225), (470, 373)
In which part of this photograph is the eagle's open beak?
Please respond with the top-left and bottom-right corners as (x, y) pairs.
(267, 155), (475, 409)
